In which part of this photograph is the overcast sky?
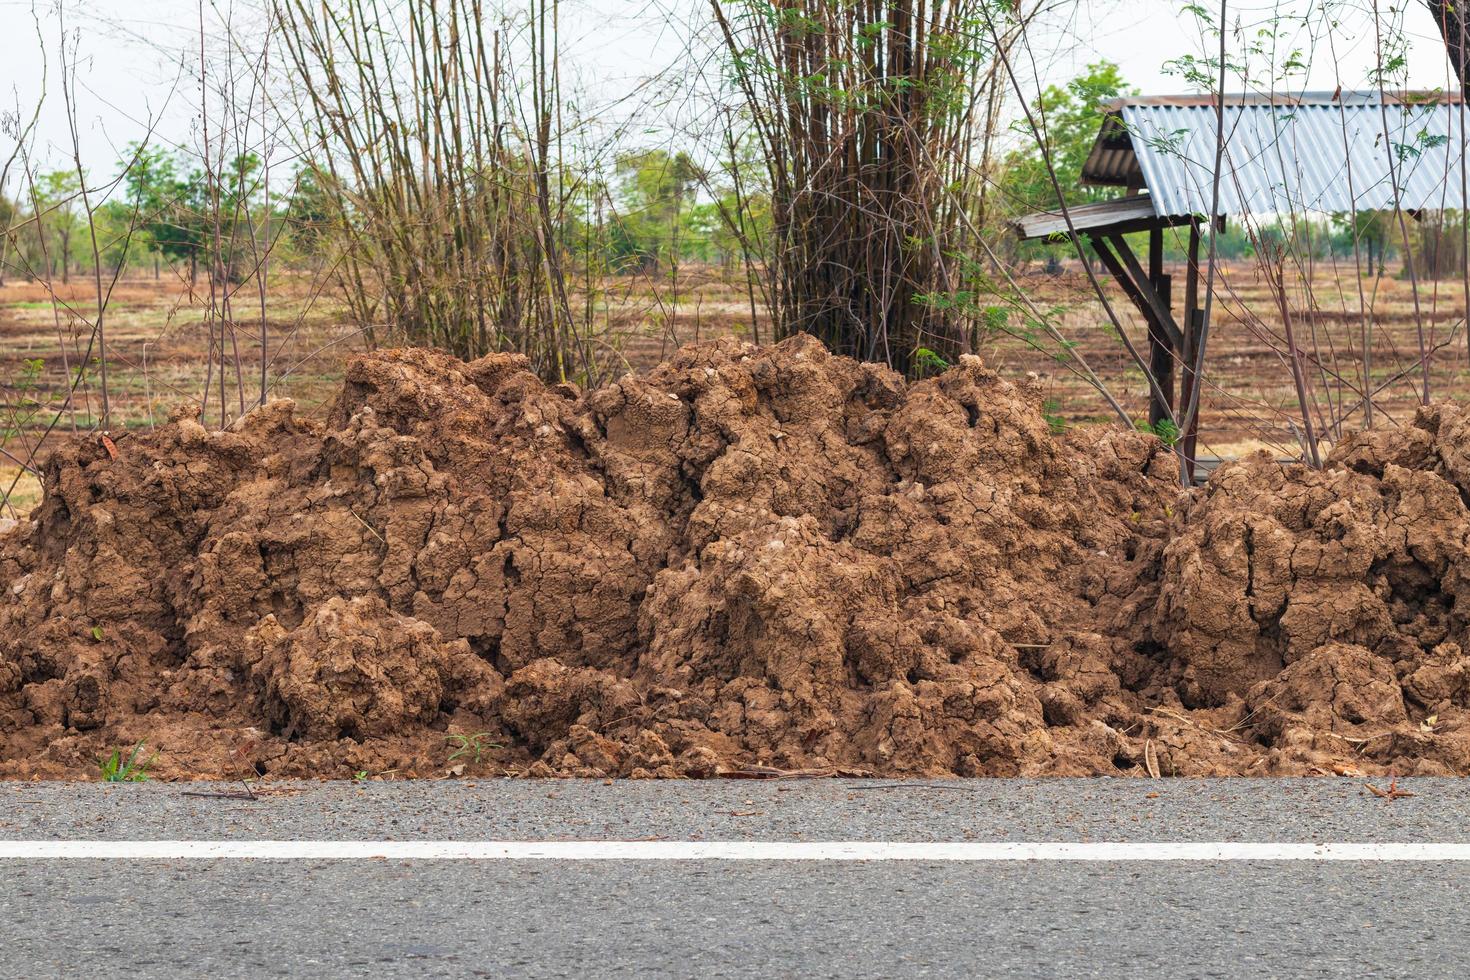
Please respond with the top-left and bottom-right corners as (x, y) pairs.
(0, 0), (1459, 183)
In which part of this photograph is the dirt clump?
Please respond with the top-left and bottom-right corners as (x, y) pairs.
(4, 337), (1470, 779)
(246, 595), (498, 741)
(1143, 405), (1470, 774)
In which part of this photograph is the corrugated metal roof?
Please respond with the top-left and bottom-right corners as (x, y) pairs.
(1105, 91), (1464, 108)
(1080, 91), (1470, 217)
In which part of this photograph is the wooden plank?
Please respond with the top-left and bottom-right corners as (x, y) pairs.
(1089, 235), (1149, 315)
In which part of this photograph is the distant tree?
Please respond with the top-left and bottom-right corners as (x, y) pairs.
(609, 150), (701, 273)
(284, 166), (334, 260)
(694, 133), (772, 271)
(31, 171), (83, 284)
(117, 146), (270, 285)
(212, 152), (266, 284)
(1331, 211), (1394, 275)
(0, 192), (15, 286)
(998, 62), (1135, 215)
(122, 144), (207, 283)
(91, 200), (142, 276)
(683, 200), (727, 266)
(996, 62), (1135, 267)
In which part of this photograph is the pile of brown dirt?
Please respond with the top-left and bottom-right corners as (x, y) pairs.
(4, 335), (1470, 779)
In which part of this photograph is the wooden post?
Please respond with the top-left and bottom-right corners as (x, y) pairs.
(1180, 220), (1202, 482)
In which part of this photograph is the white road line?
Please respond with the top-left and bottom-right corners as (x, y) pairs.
(1, 841), (1469, 861)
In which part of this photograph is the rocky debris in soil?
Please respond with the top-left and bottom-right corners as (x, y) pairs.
(4, 337), (1470, 779)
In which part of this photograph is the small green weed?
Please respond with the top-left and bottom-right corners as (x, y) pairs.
(1041, 398), (1067, 435)
(99, 742), (156, 782)
(446, 732), (501, 765)
(1134, 418), (1180, 447)
(912, 347), (950, 378)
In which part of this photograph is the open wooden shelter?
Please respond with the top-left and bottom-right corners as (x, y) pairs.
(1015, 90), (1469, 471)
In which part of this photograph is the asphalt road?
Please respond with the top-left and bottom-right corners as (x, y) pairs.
(2, 778), (1468, 979)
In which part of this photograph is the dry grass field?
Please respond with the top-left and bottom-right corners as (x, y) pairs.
(0, 277), (347, 517)
(0, 269), (771, 517)
(2, 259), (1466, 520)
(982, 259), (1470, 460)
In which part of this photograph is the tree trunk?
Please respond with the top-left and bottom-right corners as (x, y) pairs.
(1429, 0), (1470, 94)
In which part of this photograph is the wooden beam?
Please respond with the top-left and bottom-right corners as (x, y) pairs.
(1104, 233), (1183, 350)
(1089, 235), (1150, 318)
(1089, 234), (1177, 427)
